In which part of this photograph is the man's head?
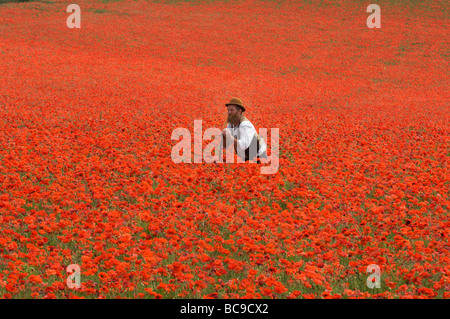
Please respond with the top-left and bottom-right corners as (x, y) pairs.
(225, 97), (245, 125)
(227, 104), (243, 125)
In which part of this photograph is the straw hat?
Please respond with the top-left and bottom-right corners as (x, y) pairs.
(225, 97), (246, 112)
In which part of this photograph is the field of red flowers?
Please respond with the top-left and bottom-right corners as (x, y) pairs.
(0, 0), (448, 299)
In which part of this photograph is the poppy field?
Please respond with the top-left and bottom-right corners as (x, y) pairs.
(0, 0), (448, 299)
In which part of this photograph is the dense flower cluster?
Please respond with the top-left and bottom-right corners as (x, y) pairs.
(0, 0), (448, 298)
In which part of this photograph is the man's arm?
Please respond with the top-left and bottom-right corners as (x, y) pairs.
(223, 123), (255, 155)
(235, 122), (256, 153)
(222, 128), (244, 154)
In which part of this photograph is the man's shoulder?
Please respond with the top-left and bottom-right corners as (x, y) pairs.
(239, 120), (255, 130)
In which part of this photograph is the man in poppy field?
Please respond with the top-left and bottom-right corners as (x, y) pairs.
(221, 98), (268, 164)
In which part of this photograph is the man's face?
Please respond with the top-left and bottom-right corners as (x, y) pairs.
(227, 104), (241, 125)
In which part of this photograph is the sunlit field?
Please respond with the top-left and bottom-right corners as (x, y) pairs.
(0, 0), (448, 299)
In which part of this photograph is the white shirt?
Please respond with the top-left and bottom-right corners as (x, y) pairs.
(227, 120), (267, 157)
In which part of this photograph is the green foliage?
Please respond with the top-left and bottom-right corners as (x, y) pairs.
(0, 0), (32, 3)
